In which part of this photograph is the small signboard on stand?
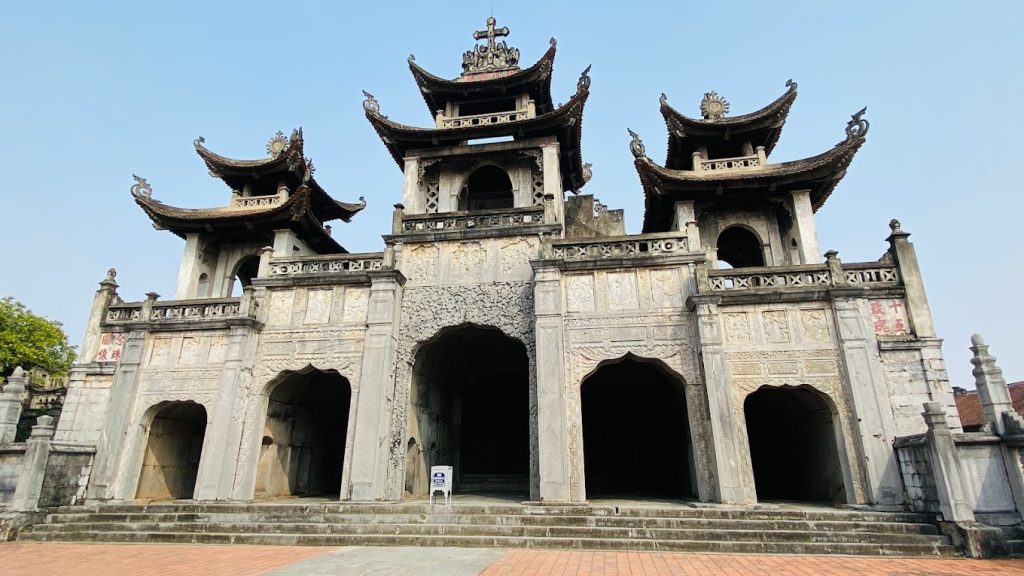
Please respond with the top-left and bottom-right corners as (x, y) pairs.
(429, 465), (453, 505)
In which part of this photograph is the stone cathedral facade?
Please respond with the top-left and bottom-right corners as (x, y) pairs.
(28, 19), (1022, 524)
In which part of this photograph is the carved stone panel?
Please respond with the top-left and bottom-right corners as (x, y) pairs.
(342, 288), (369, 323)
(499, 238), (535, 277)
(869, 298), (910, 336)
(761, 310), (791, 343)
(650, 268), (683, 309)
(149, 338), (172, 366)
(606, 272), (639, 311)
(304, 289), (333, 324)
(565, 275), (596, 313)
(268, 291), (295, 327)
(207, 336), (228, 364)
(723, 312), (751, 344)
(404, 244), (439, 285)
(451, 242), (485, 281)
(799, 309), (831, 343)
(179, 337), (199, 364)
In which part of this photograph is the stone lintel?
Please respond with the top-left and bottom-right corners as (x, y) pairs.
(253, 273), (375, 289)
(384, 223), (561, 244)
(534, 253), (703, 273)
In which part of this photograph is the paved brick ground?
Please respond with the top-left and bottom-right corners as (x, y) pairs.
(481, 550), (1024, 576)
(0, 542), (330, 576)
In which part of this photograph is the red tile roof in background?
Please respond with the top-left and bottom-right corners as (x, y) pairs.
(955, 381), (1024, 430)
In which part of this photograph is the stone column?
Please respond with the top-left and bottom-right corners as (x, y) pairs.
(887, 220), (936, 338)
(533, 265), (572, 502)
(689, 292), (753, 504)
(193, 302), (260, 501)
(10, 415), (55, 511)
(922, 402), (975, 522)
(347, 270), (404, 501)
(789, 190), (820, 264)
(0, 367), (27, 445)
(831, 288), (904, 505)
(401, 156), (421, 213)
(79, 269), (120, 364)
(173, 234), (204, 300)
(541, 140), (564, 227)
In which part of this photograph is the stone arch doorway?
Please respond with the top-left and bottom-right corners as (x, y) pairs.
(581, 355), (695, 499)
(136, 401), (207, 500)
(459, 164), (514, 211)
(406, 324), (529, 498)
(256, 367), (351, 499)
(743, 385), (846, 503)
(716, 226), (764, 268)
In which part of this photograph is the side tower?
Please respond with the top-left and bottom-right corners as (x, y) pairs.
(362, 18), (591, 502)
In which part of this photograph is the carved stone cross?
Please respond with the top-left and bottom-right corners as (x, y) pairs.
(473, 17), (509, 52)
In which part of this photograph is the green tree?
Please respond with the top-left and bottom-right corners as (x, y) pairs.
(0, 297), (76, 379)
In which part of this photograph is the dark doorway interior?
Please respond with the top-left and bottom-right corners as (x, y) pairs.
(743, 386), (846, 503)
(407, 325), (529, 497)
(582, 357), (694, 499)
(460, 165), (514, 211)
(136, 401), (207, 500)
(256, 369), (351, 498)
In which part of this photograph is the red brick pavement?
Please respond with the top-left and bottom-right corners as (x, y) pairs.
(481, 550), (1024, 576)
(0, 542), (331, 575)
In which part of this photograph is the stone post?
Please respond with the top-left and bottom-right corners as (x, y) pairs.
(257, 246), (274, 278)
(79, 269), (120, 363)
(970, 334), (1020, 435)
(923, 402), (975, 522)
(540, 140), (564, 226)
(392, 204), (406, 235)
(173, 234), (204, 299)
(532, 265), (572, 502)
(886, 219), (936, 338)
(789, 190), (820, 264)
(831, 294), (904, 505)
(11, 415), (55, 511)
(347, 269), (404, 501)
(401, 156), (421, 212)
(689, 293), (753, 504)
(0, 367), (27, 445)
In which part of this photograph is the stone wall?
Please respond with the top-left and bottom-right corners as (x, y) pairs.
(54, 372), (113, 446)
(0, 447), (25, 503)
(895, 438), (940, 514)
(38, 449), (93, 507)
(880, 343), (961, 437)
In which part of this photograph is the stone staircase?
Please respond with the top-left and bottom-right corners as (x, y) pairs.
(17, 501), (958, 556)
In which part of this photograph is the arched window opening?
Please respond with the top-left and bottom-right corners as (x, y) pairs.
(230, 255), (260, 296)
(717, 226), (765, 268)
(459, 165), (514, 211)
(582, 356), (695, 499)
(256, 369), (351, 499)
(407, 325), (529, 498)
(744, 386), (846, 503)
(136, 401), (207, 500)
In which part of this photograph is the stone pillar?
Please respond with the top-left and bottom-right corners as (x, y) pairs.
(10, 415), (55, 511)
(347, 270), (404, 501)
(79, 269), (120, 364)
(194, 302), (260, 501)
(970, 334), (1019, 435)
(85, 322), (149, 501)
(831, 291), (904, 505)
(689, 293), (753, 504)
(533, 265), (572, 502)
(789, 190), (820, 264)
(0, 367), (27, 445)
(923, 402), (975, 523)
(887, 220), (936, 338)
(541, 141), (564, 227)
(174, 234), (204, 299)
(401, 156), (421, 213)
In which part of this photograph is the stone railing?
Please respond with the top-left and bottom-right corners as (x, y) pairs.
(438, 109), (529, 129)
(401, 206), (546, 234)
(104, 297), (253, 325)
(268, 253), (384, 276)
(550, 232), (689, 260)
(698, 155), (760, 171)
(707, 262), (900, 292)
(230, 194), (285, 209)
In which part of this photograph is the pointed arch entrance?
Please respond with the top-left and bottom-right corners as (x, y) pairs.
(581, 355), (695, 499)
(136, 401), (207, 500)
(406, 324), (529, 498)
(743, 385), (846, 502)
(256, 367), (351, 499)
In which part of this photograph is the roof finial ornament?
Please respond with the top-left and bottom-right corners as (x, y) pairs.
(627, 129), (647, 159)
(889, 218), (901, 233)
(463, 17), (520, 73)
(193, 135), (205, 149)
(130, 174), (152, 199)
(582, 162), (593, 183)
(700, 91), (730, 121)
(362, 90), (381, 115)
(266, 131), (288, 158)
(660, 93), (668, 107)
(845, 107), (869, 139)
(577, 65), (591, 92)
(786, 78), (798, 90)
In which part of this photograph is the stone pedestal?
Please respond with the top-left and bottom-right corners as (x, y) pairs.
(923, 402), (974, 523)
(0, 367), (27, 445)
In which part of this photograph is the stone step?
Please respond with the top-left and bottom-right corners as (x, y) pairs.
(18, 529), (958, 556)
(26, 521), (948, 546)
(40, 512), (940, 535)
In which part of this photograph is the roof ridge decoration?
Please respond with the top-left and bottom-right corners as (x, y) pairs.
(266, 131), (288, 158)
(463, 17), (520, 74)
(845, 107), (869, 140)
(130, 174), (152, 199)
(700, 91), (730, 121)
(627, 129), (647, 159)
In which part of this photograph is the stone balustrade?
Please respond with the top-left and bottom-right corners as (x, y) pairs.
(230, 194), (285, 209)
(550, 232), (689, 261)
(437, 109), (529, 129)
(708, 262), (900, 292)
(104, 297), (253, 325)
(104, 304), (143, 323)
(401, 206), (545, 234)
(268, 253), (385, 276)
(693, 146), (767, 173)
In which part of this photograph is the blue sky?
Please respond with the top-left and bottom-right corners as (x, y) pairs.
(1, 1), (1021, 388)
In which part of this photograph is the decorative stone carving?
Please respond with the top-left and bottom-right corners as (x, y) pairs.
(761, 310), (791, 343)
(404, 244), (439, 285)
(627, 129), (646, 159)
(846, 107), (869, 139)
(799, 309), (831, 343)
(362, 90), (381, 115)
(303, 289), (333, 324)
(606, 272), (639, 310)
(700, 91), (730, 120)
(342, 288), (369, 323)
(565, 275), (596, 313)
(499, 238), (534, 277)
(148, 338), (171, 366)
(130, 174), (152, 199)
(650, 268), (682, 309)
(178, 337), (199, 364)
(267, 291), (295, 326)
(266, 131), (288, 158)
(463, 17), (520, 73)
(207, 336), (228, 364)
(723, 312), (751, 344)
(451, 242), (485, 281)
(577, 65), (591, 92)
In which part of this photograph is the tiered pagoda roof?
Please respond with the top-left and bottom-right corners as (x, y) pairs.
(132, 129), (365, 253)
(631, 84), (868, 233)
(365, 18), (592, 192)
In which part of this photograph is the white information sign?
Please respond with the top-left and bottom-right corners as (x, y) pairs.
(429, 465), (453, 505)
